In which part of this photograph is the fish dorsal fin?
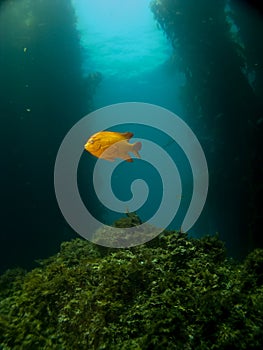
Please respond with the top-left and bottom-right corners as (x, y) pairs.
(122, 132), (133, 139)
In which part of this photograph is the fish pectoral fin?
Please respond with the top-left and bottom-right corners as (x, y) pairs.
(102, 144), (118, 157)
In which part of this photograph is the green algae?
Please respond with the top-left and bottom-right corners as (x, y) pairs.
(0, 222), (262, 349)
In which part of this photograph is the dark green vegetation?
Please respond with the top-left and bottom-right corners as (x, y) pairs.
(0, 220), (262, 349)
(150, 0), (263, 254)
(0, 0), (101, 273)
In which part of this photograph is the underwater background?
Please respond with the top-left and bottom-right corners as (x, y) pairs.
(0, 0), (263, 348)
(1, 0), (262, 271)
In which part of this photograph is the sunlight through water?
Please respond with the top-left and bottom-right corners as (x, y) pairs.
(71, 0), (172, 78)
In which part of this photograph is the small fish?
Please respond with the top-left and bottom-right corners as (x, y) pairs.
(84, 131), (142, 162)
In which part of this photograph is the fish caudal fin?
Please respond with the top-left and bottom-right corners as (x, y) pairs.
(132, 141), (142, 158)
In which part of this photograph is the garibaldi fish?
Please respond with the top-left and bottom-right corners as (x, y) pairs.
(84, 131), (142, 162)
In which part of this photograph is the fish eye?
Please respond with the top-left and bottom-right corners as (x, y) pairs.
(89, 139), (94, 144)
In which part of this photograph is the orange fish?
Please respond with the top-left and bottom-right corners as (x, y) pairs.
(84, 131), (142, 162)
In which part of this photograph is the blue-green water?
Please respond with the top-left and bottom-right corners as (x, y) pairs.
(0, 0), (262, 272)
(72, 0), (171, 77)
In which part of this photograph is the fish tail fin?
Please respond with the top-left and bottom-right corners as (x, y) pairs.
(133, 141), (142, 158)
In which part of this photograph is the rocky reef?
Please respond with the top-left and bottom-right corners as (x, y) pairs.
(0, 219), (262, 349)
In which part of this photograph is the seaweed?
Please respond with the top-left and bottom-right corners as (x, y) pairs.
(0, 225), (262, 349)
(150, 0), (263, 253)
